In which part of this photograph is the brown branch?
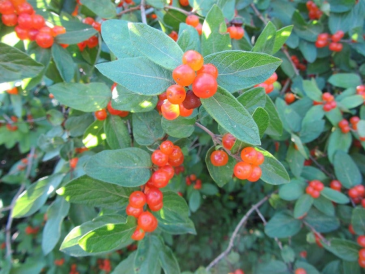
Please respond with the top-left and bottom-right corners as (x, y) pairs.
(117, 5), (141, 16)
(164, 5), (191, 15)
(309, 155), (335, 179)
(255, 208), (283, 250)
(304, 221), (331, 246)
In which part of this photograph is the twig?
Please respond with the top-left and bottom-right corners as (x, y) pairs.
(250, 3), (267, 24)
(206, 193), (273, 271)
(5, 147), (36, 260)
(0, 205), (12, 213)
(304, 221), (331, 246)
(280, 78), (291, 95)
(309, 155), (335, 179)
(117, 5), (141, 16)
(255, 208), (283, 250)
(140, 0), (147, 24)
(164, 5), (190, 15)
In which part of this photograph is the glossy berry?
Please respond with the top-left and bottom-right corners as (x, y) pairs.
(69, 158), (78, 169)
(87, 36), (98, 48)
(2, 13), (17, 26)
(179, 103), (194, 117)
(92, 21), (101, 32)
(151, 150), (169, 166)
(265, 72), (278, 85)
(210, 150), (228, 166)
(16, 2), (33, 14)
(160, 140), (174, 155)
(169, 146), (183, 160)
(192, 73), (217, 98)
(222, 133), (236, 150)
(151, 169), (170, 188)
(195, 23), (202, 35)
(35, 32), (54, 48)
(234, 270), (244, 274)
(126, 205), (143, 218)
(330, 180), (342, 191)
(329, 42), (343, 52)
(360, 249), (365, 259)
(169, 31), (178, 41)
(28, 29), (39, 41)
(179, 0), (189, 6)
(0, 0), (14, 14)
(161, 100), (180, 120)
(166, 85), (186, 104)
(31, 14), (45, 29)
(194, 179), (202, 189)
(94, 109), (107, 120)
(253, 151), (265, 166)
(295, 269), (306, 274)
(149, 202), (163, 211)
(129, 191), (146, 208)
(197, 64), (218, 78)
(83, 17), (94, 25)
(18, 13), (32, 29)
(359, 257), (365, 268)
(185, 15), (199, 27)
(358, 236), (365, 247)
(349, 188), (359, 199)
(332, 30), (344, 42)
(131, 227), (145, 241)
(240, 147), (258, 164)
(322, 92), (334, 102)
(338, 119), (349, 128)
(6, 87), (18, 95)
(52, 26), (66, 36)
(138, 211), (158, 232)
(146, 187), (163, 206)
(247, 166), (262, 182)
(341, 125), (350, 134)
(107, 101), (129, 117)
(233, 162), (253, 180)
(285, 93), (295, 104)
(182, 50), (204, 71)
(172, 64), (196, 86)
(315, 40), (327, 48)
(356, 185), (365, 197)
(182, 90), (201, 109)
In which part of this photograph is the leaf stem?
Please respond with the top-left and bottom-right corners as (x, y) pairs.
(164, 5), (191, 15)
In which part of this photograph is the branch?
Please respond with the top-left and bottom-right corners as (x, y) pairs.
(250, 3), (268, 24)
(140, 0), (147, 24)
(255, 208), (283, 250)
(117, 5), (141, 16)
(304, 221), (331, 246)
(309, 155), (335, 179)
(5, 147), (36, 260)
(206, 193), (273, 271)
(164, 5), (191, 15)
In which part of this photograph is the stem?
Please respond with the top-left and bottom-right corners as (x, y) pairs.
(117, 6), (141, 16)
(164, 5), (191, 15)
(206, 192), (274, 271)
(304, 221), (331, 246)
(309, 155), (335, 179)
(255, 208), (283, 250)
(140, 0), (147, 24)
(280, 78), (291, 95)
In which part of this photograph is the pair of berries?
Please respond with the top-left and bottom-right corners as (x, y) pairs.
(305, 180), (324, 198)
(358, 237), (365, 268)
(348, 185), (365, 204)
(233, 147), (264, 182)
(315, 31), (344, 52)
(98, 259), (111, 272)
(185, 174), (202, 189)
(338, 117), (359, 133)
(255, 72), (277, 94)
(169, 31), (178, 41)
(185, 15), (202, 35)
(319, 92), (337, 112)
(211, 133), (236, 168)
(306, 1), (322, 20)
(227, 19), (244, 40)
(285, 93), (296, 104)
(95, 85), (129, 120)
(82, 16), (101, 32)
(330, 180), (342, 191)
(6, 115), (18, 131)
(77, 35), (98, 51)
(25, 226), (39, 235)
(356, 85), (365, 101)
(291, 55), (307, 71)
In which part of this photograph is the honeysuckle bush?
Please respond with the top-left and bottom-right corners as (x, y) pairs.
(1, 0), (365, 273)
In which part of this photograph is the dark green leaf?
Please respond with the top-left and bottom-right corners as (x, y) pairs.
(105, 115), (131, 149)
(258, 148), (290, 185)
(189, 190), (201, 212)
(294, 194), (313, 219)
(313, 196), (335, 216)
(323, 238), (360, 262)
(351, 207), (365, 235)
(80, 0), (116, 19)
(177, 23), (200, 52)
(279, 179), (305, 201)
(305, 208), (340, 233)
(161, 117), (195, 138)
(265, 210), (302, 238)
(328, 129), (352, 163)
(133, 110), (165, 145)
(159, 245), (181, 274)
(286, 145), (305, 178)
(51, 44), (74, 82)
(253, 107), (269, 138)
(321, 187), (350, 204)
(237, 87), (266, 114)
(264, 95), (283, 136)
(252, 21), (276, 54)
(134, 235), (163, 274)
(334, 151), (362, 189)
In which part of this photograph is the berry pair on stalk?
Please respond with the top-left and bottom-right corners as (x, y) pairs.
(185, 14), (202, 35)
(315, 31), (344, 52)
(305, 180), (324, 198)
(160, 50), (218, 120)
(338, 117), (359, 134)
(306, 1), (322, 20)
(227, 18), (244, 40)
(255, 72), (277, 94)
(316, 92), (337, 112)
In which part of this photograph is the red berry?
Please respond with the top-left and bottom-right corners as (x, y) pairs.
(315, 40), (327, 48)
(52, 26), (66, 37)
(161, 100), (180, 120)
(129, 191), (147, 208)
(35, 32), (54, 48)
(87, 35), (98, 48)
(28, 29), (39, 41)
(195, 23), (202, 35)
(197, 64), (218, 78)
(285, 93), (295, 104)
(306, 186), (314, 195)
(252, 151), (265, 166)
(235, 27), (244, 39)
(240, 147), (258, 164)
(31, 14), (45, 29)
(349, 224), (356, 234)
(94, 109), (107, 120)
(222, 133), (236, 150)
(329, 42), (343, 52)
(192, 73), (218, 98)
(92, 21), (101, 32)
(149, 202), (163, 211)
(169, 31), (178, 41)
(360, 249), (365, 259)
(338, 119), (349, 128)
(16, 2), (33, 14)
(160, 165), (174, 179)
(247, 166), (262, 182)
(182, 90), (201, 110)
(169, 146), (183, 160)
(265, 72), (278, 85)
(179, 0), (189, 6)
(359, 257), (365, 268)
(172, 64), (196, 86)
(227, 26), (238, 39)
(311, 190), (320, 198)
(179, 103), (194, 117)
(83, 17), (94, 25)
(194, 179), (202, 189)
(151, 170), (170, 188)
(362, 199), (365, 208)
(166, 85), (186, 104)
(18, 13), (32, 29)
(323, 103), (332, 112)
(295, 269), (307, 274)
(330, 180), (342, 191)
(138, 211), (157, 232)
(78, 41), (87, 51)
(234, 270), (244, 274)
(185, 14), (199, 27)
(358, 236), (365, 247)
(318, 33), (330, 41)
(356, 185), (365, 197)
(107, 101), (129, 117)
(0, 0), (14, 14)
(146, 187), (163, 206)
(210, 150), (229, 166)
(126, 205), (143, 218)
(332, 30), (344, 42)
(341, 126), (350, 134)
(1, 13), (17, 26)
(182, 50), (204, 71)
(322, 92), (334, 102)
(306, 1), (316, 10)
(357, 85), (365, 94)
(349, 188), (359, 199)
(131, 226), (145, 241)
(233, 162), (253, 180)
(151, 150), (169, 166)
(160, 140), (174, 155)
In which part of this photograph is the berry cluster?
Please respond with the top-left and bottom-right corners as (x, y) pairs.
(6, 115), (18, 131)
(185, 15), (202, 35)
(185, 174), (202, 189)
(315, 31), (344, 52)
(97, 259), (111, 272)
(291, 56), (307, 71)
(338, 117), (359, 134)
(348, 185), (365, 204)
(77, 17), (101, 51)
(320, 92), (337, 112)
(285, 93), (296, 104)
(0, 0), (66, 48)
(255, 72), (277, 94)
(329, 180), (342, 191)
(305, 180), (324, 198)
(358, 236), (365, 268)
(295, 269), (307, 274)
(69, 264), (79, 274)
(159, 50), (218, 120)
(357, 85), (365, 101)
(54, 258), (65, 266)
(227, 19), (244, 40)
(306, 1), (322, 20)
(233, 147), (264, 182)
(127, 141), (184, 241)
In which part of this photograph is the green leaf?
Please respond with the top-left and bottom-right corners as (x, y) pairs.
(299, 41), (317, 63)
(272, 25), (293, 54)
(281, 245), (295, 263)
(164, 10), (187, 31)
(358, 120), (365, 137)
(325, 106), (343, 126)
(334, 151), (362, 189)
(328, 129), (352, 163)
(46, 109), (64, 126)
(101, 20), (140, 58)
(111, 85), (157, 113)
(128, 22), (183, 70)
(256, 260), (289, 274)
(265, 210), (301, 238)
(351, 207), (365, 235)
(133, 110), (165, 145)
(134, 235), (163, 274)
(279, 179), (305, 201)
(253, 107), (269, 138)
(294, 262), (320, 274)
(343, 261), (361, 274)
(264, 95), (283, 136)
(300, 119), (325, 144)
(177, 23), (200, 52)
(294, 194), (313, 219)
(201, 5), (231, 56)
(0, 42), (44, 83)
(276, 98), (301, 133)
(305, 208), (340, 233)
(252, 21), (276, 54)
(60, 214), (128, 256)
(328, 73), (361, 88)
(113, 252), (136, 274)
(51, 44), (74, 82)
(96, 57), (174, 96)
(328, 0), (356, 12)
(83, 120), (107, 148)
(286, 145), (305, 178)
(55, 23), (97, 44)
(313, 196), (335, 216)
(205, 146), (235, 187)
(292, 11), (322, 42)
(80, 0), (116, 19)
(59, 175), (134, 209)
(189, 0), (216, 16)
(323, 238), (360, 262)
(201, 87), (260, 145)
(321, 187), (350, 204)
(42, 196), (70, 255)
(189, 190), (201, 212)
(161, 117), (195, 138)
(237, 87), (266, 114)
(78, 216), (137, 253)
(200, 183), (218, 195)
(48, 83), (111, 112)
(104, 115), (131, 149)
(84, 148), (152, 187)
(66, 113), (94, 137)
(258, 148), (290, 185)
(291, 133), (308, 158)
(301, 166), (328, 182)
(340, 95), (364, 109)
(302, 78), (323, 101)
(152, 191), (196, 235)
(204, 50), (282, 93)
(12, 174), (64, 218)
(159, 245), (181, 274)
